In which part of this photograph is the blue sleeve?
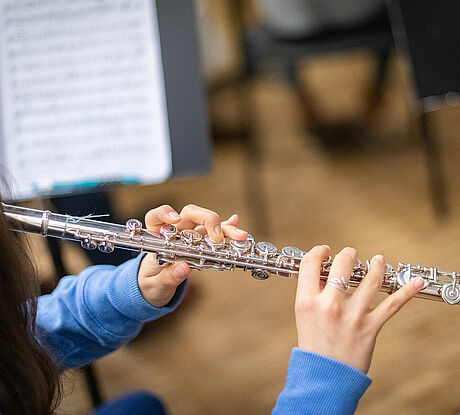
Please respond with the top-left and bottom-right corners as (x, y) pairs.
(272, 347), (372, 415)
(36, 254), (187, 369)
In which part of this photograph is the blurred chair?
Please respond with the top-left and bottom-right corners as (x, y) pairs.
(232, 0), (450, 217)
(243, 0), (393, 145)
(386, 0), (460, 216)
(225, 0), (393, 236)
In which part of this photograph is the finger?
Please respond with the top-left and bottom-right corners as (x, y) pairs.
(371, 276), (424, 331)
(155, 261), (190, 286)
(351, 254), (385, 311)
(222, 214), (239, 226)
(296, 245), (331, 300)
(144, 205), (181, 234)
(222, 224), (248, 240)
(323, 247), (357, 298)
(178, 204), (223, 242)
(141, 261), (190, 307)
(221, 214), (248, 239)
(195, 223), (248, 240)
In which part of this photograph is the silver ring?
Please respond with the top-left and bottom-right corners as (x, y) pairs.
(326, 276), (349, 292)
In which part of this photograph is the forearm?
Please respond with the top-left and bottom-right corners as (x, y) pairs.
(272, 348), (372, 415)
(36, 254), (187, 368)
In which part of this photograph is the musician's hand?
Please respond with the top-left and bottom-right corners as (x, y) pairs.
(295, 246), (424, 374)
(138, 204), (248, 307)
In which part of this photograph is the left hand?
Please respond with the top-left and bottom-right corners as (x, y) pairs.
(138, 204), (248, 307)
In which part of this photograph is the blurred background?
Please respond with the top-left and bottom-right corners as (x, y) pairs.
(3, 0), (460, 414)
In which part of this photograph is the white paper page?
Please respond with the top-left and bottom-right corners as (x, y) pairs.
(0, 0), (172, 199)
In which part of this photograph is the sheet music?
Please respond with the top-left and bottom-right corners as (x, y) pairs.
(0, 0), (172, 199)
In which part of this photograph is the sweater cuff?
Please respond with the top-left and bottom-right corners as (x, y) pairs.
(108, 254), (188, 322)
(282, 347), (372, 414)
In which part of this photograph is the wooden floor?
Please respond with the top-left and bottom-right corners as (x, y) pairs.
(43, 52), (460, 414)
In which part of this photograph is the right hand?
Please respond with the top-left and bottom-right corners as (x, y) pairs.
(294, 245), (424, 374)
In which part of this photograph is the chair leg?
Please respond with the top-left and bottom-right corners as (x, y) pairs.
(46, 237), (67, 280)
(83, 364), (103, 407)
(362, 49), (391, 122)
(235, 78), (271, 239)
(288, 61), (367, 151)
(419, 112), (449, 217)
(283, 60), (326, 130)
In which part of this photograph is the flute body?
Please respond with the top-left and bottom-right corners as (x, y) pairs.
(2, 203), (460, 305)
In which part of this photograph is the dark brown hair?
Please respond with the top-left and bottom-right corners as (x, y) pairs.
(0, 198), (62, 415)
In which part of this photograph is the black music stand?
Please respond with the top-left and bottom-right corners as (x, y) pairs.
(29, 0), (210, 408)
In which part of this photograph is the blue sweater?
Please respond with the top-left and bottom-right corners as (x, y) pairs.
(36, 256), (371, 414)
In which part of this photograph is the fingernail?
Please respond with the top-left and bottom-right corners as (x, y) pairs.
(412, 276), (424, 290)
(168, 211), (181, 220)
(235, 228), (247, 236)
(374, 254), (385, 264)
(173, 263), (188, 280)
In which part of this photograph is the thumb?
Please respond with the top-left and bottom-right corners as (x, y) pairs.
(139, 261), (190, 307)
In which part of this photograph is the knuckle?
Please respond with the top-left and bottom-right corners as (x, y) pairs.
(301, 251), (318, 265)
(331, 248), (357, 273)
(144, 207), (156, 218)
(341, 247), (357, 259)
(295, 297), (314, 313)
(385, 298), (400, 315)
(397, 286), (413, 303)
(311, 245), (327, 254)
(321, 298), (342, 319)
(159, 205), (175, 217)
(206, 211), (220, 223)
(403, 288), (415, 303)
(181, 203), (196, 213)
(160, 276), (176, 289)
(368, 273), (383, 289)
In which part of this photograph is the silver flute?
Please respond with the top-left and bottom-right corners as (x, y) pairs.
(2, 203), (460, 305)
